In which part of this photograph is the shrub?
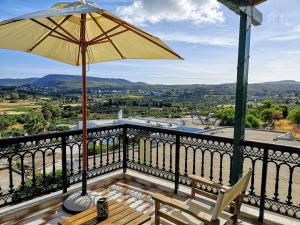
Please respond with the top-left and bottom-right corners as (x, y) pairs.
(246, 114), (261, 128)
(12, 170), (66, 202)
(288, 106), (300, 125)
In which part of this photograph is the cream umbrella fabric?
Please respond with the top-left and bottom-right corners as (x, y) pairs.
(0, 1), (181, 212)
(0, 2), (182, 65)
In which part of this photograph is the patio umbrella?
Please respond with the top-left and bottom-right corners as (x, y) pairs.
(0, 0), (181, 213)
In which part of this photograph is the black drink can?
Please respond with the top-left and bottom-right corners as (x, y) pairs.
(97, 198), (108, 221)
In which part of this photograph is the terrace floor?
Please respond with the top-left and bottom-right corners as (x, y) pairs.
(1, 171), (299, 225)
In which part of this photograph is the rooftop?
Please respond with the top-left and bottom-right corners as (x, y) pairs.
(1, 171), (298, 225)
(0, 124), (299, 225)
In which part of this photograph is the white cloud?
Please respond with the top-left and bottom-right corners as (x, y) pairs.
(116, 0), (224, 25)
(155, 32), (237, 47)
(268, 26), (300, 42)
(267, 11), (291, 27)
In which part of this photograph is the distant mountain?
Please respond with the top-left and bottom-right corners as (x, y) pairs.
(0, 78), (38, 86)
(0, 75), (299, 96)
(0, 74), (147, 89)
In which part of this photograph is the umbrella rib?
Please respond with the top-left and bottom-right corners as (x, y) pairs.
(28, 16), (71, 52)
(100, 13), (182, 59)
(49, 34), (78, 45)
(31, 19), (79, 45)
(46, 17), (79, 43)
(89, 40), (110, 46)
(89, 13), (124, 59)
(88, 24), (122, 43)
(0, 19), (22, 27)
(100, 12), (155, 38)
(89, 29), (128, 45)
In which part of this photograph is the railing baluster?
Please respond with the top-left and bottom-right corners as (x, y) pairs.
(137, 138), (141, 164)
(201, 149), (204, 177)
(143, 139), (146, 167)
(209, 152), (214, 181)
(52, 150), (56, 178)
(286, 167), (294, 205)
(8, 158), (14, 193)
(273, 164), (280, 202)
(100, 140), (103, 167)
(162, 143), (166, 170)
(174, 134), (180, 194)
(20, 155), (25, 188)
(70, 146), (74, 176)
(106, 139), (109, 165)
(32, 154), (36, 188)
(93, 141), (96, 169)
(78, 144), (81, 173)
(118, 136), (121, 162)
(169, 144), (173, 173)
(149, 140), (153, 167)
(184, 147), (188, 177)
(132, 139), (135, 163)
(61, 135), (68, 193)
(192, 148), (196, 175)
(258, 148), (269, 223)
(156, 141), (159, 169)
(249, 159), (255, 195)
(112, 138), (115, 164)
(123, 127), (128, 173)
(42, 151), (46, 180)
(219, 154), (223, 184)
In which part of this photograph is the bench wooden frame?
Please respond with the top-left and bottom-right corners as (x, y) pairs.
(152, 169), (252, 225)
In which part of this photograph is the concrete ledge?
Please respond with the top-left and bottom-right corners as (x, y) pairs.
(0, 170), (123, 223)
(1, 169), (299, 225)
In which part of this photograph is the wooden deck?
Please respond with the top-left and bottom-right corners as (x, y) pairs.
(1, 174), (290, 225)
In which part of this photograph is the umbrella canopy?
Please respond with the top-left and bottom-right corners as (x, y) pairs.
(0, 2), (181, 65)
(0, 1), (181, 211)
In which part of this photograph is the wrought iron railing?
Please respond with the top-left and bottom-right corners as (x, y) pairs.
(0, 124), (299, 221)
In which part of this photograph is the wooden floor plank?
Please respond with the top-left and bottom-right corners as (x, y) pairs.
(59, 201), (117, 225)
(98, 208), (135, 225)
(113, 211), (143, 225)
(125, 214), (151, 225)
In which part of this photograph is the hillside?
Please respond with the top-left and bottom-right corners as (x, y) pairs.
(0, 74), (146, 89)
(0, 75), (299, 96)
(0, 77), (38, 86)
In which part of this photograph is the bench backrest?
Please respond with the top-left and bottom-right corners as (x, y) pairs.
(212, 169), (252, 220)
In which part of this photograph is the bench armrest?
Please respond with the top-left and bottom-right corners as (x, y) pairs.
(152, 193), (213, 224)
(189, 175), (230, 190)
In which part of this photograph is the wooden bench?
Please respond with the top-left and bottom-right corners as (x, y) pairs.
(152, 169), (252, 225)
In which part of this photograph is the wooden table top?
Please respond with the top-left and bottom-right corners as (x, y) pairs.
(58, 200), (151, 225)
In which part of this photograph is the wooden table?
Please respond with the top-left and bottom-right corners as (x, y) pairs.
(58, 200), (151, 225)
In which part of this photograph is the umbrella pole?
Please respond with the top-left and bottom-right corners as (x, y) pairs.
(81, 13), (88, 196)
(63, 13), (102, 214)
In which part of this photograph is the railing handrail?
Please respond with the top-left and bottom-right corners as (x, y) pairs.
(1, 123), (299, 153)
(244, 139), (300, 153)
(0, 124), (124, 146)
(125, 124), (234, 143)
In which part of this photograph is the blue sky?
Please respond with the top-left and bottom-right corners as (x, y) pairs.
(0, 0), (299, 84)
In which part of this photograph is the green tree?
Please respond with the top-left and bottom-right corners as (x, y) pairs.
(288, 106), (300, 126)
(275, 104), (289, 118)
(215, 108), (235, 126)
(262, 100), (273, 109)
(246, 114), (261, 128)
(24, 111), (47, 135)
(261, 108), (274, 123)
(0, 116), (12, 130)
